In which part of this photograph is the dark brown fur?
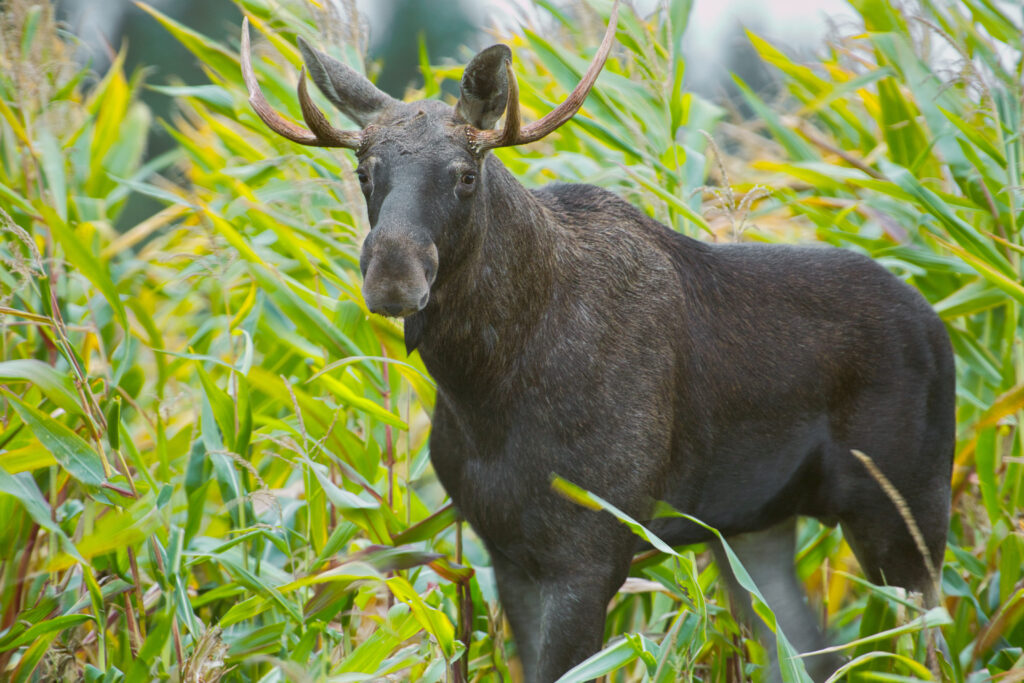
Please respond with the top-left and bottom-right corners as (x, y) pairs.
(262, 36), (956, 683)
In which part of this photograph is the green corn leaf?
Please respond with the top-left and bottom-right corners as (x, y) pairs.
(104, 397), (121, 451)
(934, 281), (1008, 319)
(3, 389), (108, 489)
(36, 128), (66, 223)
(940, 106), (1006, 166)
(0, 468), (85, 563)
(620, 164), (711, 234)
(0, 359), (87, 420)
(197, 362), (237, 454)
(224, 622), (287, 661)
(0, 181), (36, 216)
(217, 595), (270, 629)
(18, 4), (42, 57)
(235, 373), (252, 456)
(876, 75), (930, 170)
(249, 264), (370, 364)
(45, 212), (128, 331)
(732, 75), (816, 162)
(280, 560), (382, 595)
(200, 389), (243, 513)
(136, 2), (241, 86)
(882, 161), (1016, 276)
(311, 372), (407, 429)
(68, 500), (162, 570)
(554, 637), (641, 683)
(932, 235), (1024, 306)
(85, 49), (130, 197)
(386, 575), (456, 658)
(128, 613), (170, 677)
(0, 614), (93, 652)
(391, 504), (457, 545)
(9, 631), (62, 682)
(147, 84), (236, 115)
(336, 604), (423, 673)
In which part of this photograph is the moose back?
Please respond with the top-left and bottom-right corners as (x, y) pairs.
(241, 4), (955, 681)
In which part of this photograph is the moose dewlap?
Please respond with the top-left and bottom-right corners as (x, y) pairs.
(241, 3), (955, 681)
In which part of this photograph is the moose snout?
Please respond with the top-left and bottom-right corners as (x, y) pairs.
(371, 291), (430, 318)
(360, 235), (438, 318)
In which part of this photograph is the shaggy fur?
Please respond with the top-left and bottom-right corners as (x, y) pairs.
(284, 39), (956, 683)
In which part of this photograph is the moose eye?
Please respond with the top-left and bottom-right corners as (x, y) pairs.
(454, 168), (478, 199)
(356, 168), (369, 185)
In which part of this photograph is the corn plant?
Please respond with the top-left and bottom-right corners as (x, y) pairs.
(0, 3), (166, 679)
(1, 0), (463, 679)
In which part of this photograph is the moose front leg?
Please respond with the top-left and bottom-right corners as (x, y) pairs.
(534, 573), (614, 682)
(492, 556), (543, 679)
(494, 554), (629, 683)
(530, 563), (638, 683)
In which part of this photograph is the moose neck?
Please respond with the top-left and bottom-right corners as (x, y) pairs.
(408, 154), (557, 399)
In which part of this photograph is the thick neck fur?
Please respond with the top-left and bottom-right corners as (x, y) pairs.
(409, 155), (556, 399)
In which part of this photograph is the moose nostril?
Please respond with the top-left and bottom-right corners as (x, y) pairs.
(418, 293), (429, 309)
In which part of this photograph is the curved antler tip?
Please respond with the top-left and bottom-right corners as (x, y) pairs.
(471, 0), (618, 151)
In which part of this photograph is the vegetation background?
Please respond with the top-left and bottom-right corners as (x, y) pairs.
(0, 0), (1021, 680)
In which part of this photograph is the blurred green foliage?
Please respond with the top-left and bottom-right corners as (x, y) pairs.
(0, 0), (1021, 681)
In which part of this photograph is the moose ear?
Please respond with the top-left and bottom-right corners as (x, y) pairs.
(457, 44), (512, 129)
(297, 36), (395, 127)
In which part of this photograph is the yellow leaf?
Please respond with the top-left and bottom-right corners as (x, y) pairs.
(0, 97), (32, 149)
(976, 383), (1024, 430)
(1, 445), (57, 473)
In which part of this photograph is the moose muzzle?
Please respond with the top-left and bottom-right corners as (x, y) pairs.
(360, 229), (438, 318)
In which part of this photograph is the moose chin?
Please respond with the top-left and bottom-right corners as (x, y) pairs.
(241, 2), (955, 680)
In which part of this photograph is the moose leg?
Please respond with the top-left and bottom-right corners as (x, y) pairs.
(533, 570), (622, 683)
(715, 518), (841, 683)
(839, 500), (947, 608)
(492, 556), (543, 679)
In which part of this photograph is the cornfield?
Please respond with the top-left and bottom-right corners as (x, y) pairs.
(0, 0), (1021, 680)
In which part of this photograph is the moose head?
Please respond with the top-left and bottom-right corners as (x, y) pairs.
(240, 3), (619, 319)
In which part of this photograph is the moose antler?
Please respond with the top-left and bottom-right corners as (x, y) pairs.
(241, 18), (362, 149)
(468, 0), (620, 152)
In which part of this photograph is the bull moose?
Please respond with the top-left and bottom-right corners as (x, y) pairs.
(240, 3), (955, 681)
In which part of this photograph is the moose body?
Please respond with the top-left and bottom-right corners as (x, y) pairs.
(421, 170), (955, 680)
(242, 5), (955, 680)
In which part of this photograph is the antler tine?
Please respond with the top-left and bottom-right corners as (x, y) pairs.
(495, 59), (522, 147)
(517, 0), (619, 143)
(472, 0), (620, 152)
(241, 18), (360, 149)
(297, 67), (362, 148)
